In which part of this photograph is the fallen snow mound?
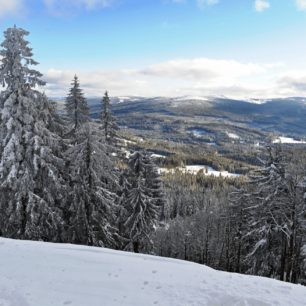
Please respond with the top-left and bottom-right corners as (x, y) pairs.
(0, 238), (305, 306)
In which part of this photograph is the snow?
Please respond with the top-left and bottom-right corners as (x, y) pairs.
(175, 96), (208, 101)
(118, 97), (131, 103)
(207, 142), (218, 146)
(0, 237), (305, 306)
(123, 139), (136, 145)
(189, 129), (207, 137)
(152, 154), (166, 158)
(227, 133), (240, 139)
(273, 137), (306, 144)
(159, 165), (240, 178)
(240, 98), (270, 104)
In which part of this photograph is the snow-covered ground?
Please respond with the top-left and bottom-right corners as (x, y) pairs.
(123, 139), (136, 145)
(175, 96), (208, 101)
(0, 237), (305, 306)
(273, 137), (306, 144)
(189, 129), (207, 137)
(152, 154), (166, 158)
(188, 129), (215, 138)
(240, 98), (270, 104)
(227, 133), (240, 139)
(159, 165), (240, 178)
(207, 142), (218, 146)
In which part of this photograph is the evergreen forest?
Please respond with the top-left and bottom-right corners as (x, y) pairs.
(1, 25), (306, 286)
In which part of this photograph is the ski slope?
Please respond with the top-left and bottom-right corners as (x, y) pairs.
(1, 238), (305, 306)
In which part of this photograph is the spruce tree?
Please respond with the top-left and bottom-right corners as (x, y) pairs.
(116, 171), (132, 247)
(65, 75), (90, 135)
(0, 25), (66, 240)
(142, 149), (167, 223)
(246, 139), (288, 277)
(99, 91), (121, 147)
(124, 150), (160, 253)
(63, 122), (118, 247)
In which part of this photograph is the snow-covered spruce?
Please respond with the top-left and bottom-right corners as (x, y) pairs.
(116, 171), (132, 246)
(142, 149), (167, 224)
(39, 92), (69, 138)
(124, 150), (160, 253)
(63, 122), (119, 247)
(65, 75), (90, 135)
(0, 25), (67, 240)
(100, 91), (121, 147)
(246, 139), (305, 282)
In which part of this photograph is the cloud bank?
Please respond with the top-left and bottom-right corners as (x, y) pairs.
(39, 58), (306, 100)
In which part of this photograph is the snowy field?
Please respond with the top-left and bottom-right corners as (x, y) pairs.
(227, 133), (240, 139)
(207, 142), (218, 146)
(0, 237), (305, 306)
(188, 130), (215, 137)
(273, 137), (306, 144)
(159, 165), (240, 178)
(152, 154), (166, 158)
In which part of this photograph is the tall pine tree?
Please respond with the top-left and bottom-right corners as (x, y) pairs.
(65, 75), (90, 136)
(63, 122), (119, 247)
(0, 25), (66, 240)
(99, 91), (121, 147)
(124, 150), (160, 253)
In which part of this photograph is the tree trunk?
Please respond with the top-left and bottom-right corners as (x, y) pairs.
(280, 232), (286, 281)
(133, 240), (139, 253)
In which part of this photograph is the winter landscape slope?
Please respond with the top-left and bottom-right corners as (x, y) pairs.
(1, 237), (306, 306)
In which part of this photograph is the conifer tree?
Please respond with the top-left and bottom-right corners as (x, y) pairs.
(0, 25), (66, 240)
(100, 91), (121, 147)
(116, 171), (132, 247)
(246, 139), (288, 277)
(39, 93), (69, 137)
(65, 75), (90, 135)
(63, 122), (118, 247)
(142, 150), (167, 223)
(124, 150), (160, 253)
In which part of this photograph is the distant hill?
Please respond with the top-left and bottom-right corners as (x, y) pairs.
(52, 95), (306, 150)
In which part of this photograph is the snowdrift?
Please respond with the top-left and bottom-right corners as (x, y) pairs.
(0, 237), (305, 306)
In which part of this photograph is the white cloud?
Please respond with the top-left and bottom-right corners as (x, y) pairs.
(276, 70), (306, 91)
(255, 0), (270, 12)
(41, 58), (275, 98)
(44, 0), (114, 16)
(296, 0), (306, 10)
(197, 0), (219, 9)
(0, 0), (24, 18)
(263, 62), (285, 68)
(140, 58), (265, 83)
(40, 59), (306, 100)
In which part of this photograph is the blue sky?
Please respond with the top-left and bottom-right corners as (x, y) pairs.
(1, 0), (306, 98)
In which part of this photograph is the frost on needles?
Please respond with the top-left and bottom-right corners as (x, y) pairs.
(65, 75), (90, 137)
(0, 25), (66, 240)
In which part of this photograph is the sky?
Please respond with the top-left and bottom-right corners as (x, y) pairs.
(1, 0), (306, 99)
